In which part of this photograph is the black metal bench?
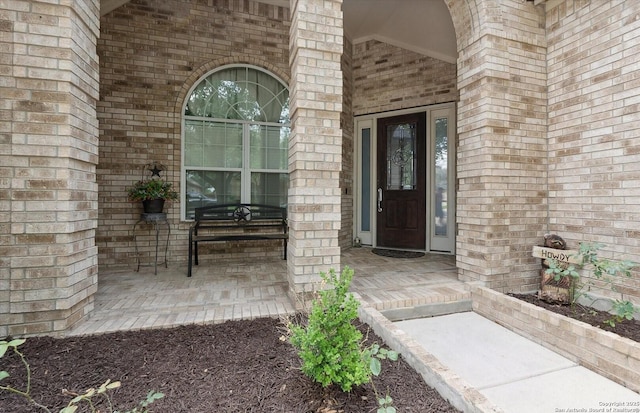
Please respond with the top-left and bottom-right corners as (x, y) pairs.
(188, 203), (288, 277)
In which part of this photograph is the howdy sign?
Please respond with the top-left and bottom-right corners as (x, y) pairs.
(532, 246), (581, 264)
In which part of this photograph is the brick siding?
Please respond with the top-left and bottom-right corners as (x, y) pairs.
(0, 0), (100, 336)
(545, 0), (640, 303)
(454, 1), (549, 293)
(287, 0), (344, 294)
(352, 40), (457, 116)
(97, 0), (291, 268)
(340, 35), (354, 250)
(3, 0), (640, 335)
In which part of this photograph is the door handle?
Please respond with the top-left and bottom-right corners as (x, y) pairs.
(377, 188), (383, 212)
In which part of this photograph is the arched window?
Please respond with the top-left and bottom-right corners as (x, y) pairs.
(182, 65), (289, 219)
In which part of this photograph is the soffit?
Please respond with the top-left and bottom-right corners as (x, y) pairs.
(101, 0), (457, 63)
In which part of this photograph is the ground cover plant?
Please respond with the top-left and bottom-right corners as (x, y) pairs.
(0, 317), (458, 412)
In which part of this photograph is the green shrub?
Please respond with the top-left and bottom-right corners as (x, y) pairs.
(289, 266), (398, 406)
(289, 267), (369, 391)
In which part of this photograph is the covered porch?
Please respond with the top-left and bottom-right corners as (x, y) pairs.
(67, 248), (463, 336)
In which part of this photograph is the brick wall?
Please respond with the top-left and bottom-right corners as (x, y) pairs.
(352, 40), (457, 116)
(340, 35), (354, 250)
(0, 0), (100, 336)
(4, 0), (640, 335)
(97, 0), (291, 268)
(545, 0), (640, 304)
(0, 2), (14, 339)
(454, 1), (548, 293)
(287, 0), (344, 295)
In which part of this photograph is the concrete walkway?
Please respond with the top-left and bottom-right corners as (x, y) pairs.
(395, 312), (640, 412)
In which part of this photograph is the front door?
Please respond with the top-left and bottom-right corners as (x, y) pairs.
(376, 113), (426, 249)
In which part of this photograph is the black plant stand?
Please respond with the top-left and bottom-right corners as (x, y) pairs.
(134, 213), (170, 275)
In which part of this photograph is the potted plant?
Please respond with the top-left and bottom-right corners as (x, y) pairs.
(127, 178), (178, 213)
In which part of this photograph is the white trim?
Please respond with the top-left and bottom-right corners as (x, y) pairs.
(353, 102), (456, 253)
(181, 64), (290, 104)
(354, 119), (374, 246)
(242, 125), (251, 202)
(429, 106), (456, 253)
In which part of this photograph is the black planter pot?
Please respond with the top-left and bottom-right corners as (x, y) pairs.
(142, 199), (165, 214)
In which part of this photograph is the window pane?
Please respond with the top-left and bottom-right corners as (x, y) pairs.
(185, 82), (210, 117)
(361, 128), (371, 232)
(434, 117), (448, 237)
(250, 125), (288, 170)
(185, 170), (241, 218)
(183, 66), (290, 218)
(251, 172), (288, 207)
(386, 123), (416, 190)
(184, 120), (204, 167)
(186, 121), (243, 168)
(202, 122), (242, 168)
(185, 67), (289, 123)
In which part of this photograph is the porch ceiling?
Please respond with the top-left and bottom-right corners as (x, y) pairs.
(100, 0), (457, 63)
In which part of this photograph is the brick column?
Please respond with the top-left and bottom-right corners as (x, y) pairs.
(454, 1), (548, 292)
(287, 0), (343, 300)
(0, 0), (100, 336)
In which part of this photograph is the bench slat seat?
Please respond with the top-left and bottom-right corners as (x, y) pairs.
(188, 203), (287, 277)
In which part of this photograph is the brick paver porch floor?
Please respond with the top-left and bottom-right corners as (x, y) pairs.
(67, 248), (466, 336)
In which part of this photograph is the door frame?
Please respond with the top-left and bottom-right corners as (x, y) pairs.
(354, 103), (456, 254)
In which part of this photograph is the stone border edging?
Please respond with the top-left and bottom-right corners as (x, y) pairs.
(470, 285), (640, 394)
(357, 299), (504, 413)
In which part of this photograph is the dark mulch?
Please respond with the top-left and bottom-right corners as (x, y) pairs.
(0, 317), (458, 412)
(510, 293), (640, 343)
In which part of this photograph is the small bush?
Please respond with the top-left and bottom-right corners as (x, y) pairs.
(289, 267), (369, 391)
(288, 265), (398, 407)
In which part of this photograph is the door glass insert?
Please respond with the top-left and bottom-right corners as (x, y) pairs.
(386, 123), (416, 190)
(434, 117), (448, 237)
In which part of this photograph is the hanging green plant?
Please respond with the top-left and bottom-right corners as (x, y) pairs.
(127, 179), (178, 202)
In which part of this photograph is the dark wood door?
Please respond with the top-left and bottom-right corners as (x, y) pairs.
(376, 113), (426, 249)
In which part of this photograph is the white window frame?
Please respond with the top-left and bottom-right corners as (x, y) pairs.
(180, 65), (289, 220)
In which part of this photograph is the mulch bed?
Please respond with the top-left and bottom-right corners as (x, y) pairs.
(510, 293), (640, 343)
(0, 317), (459, 412)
